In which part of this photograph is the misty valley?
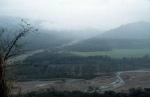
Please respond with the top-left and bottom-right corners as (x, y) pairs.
(1, 16), (150, 97)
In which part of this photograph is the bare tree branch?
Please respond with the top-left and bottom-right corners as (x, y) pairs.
(0, 19), (37, 97)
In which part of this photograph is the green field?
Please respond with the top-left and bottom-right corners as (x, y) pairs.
(70, 49), (150, 58)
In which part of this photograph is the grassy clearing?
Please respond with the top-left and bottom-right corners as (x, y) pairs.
(70, 49), (150, 58)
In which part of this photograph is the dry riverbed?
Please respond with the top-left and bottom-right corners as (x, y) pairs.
(114, 71), (150, 92)
(12, 70), (150, 94)
(12, 75), (116, 94)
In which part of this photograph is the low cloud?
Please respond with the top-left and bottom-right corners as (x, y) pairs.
(1, 0), (150, 30)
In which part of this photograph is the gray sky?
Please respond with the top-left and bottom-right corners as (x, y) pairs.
(0, 0), (150, 31)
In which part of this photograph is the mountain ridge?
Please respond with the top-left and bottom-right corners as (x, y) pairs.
(96, 21), (150, 39)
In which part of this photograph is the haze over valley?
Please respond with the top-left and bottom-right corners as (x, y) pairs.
(1, 0), (150, 97)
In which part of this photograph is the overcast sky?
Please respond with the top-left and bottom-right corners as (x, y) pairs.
(0, 0), (150, 31)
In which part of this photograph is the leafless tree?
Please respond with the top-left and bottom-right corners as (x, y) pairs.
(0, 19), (37, 97)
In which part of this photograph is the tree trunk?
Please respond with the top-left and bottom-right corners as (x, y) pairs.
(0, 56), (9, 97)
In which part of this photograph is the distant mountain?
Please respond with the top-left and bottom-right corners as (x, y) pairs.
(0, 16), (74, 50)
(65, 21), (150, 51)
(98, 21), (150, 39)
(0, 16), (106, 51)
(96, 21), (150, 49)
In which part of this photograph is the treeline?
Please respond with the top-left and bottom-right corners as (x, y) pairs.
(106, 39), (150, 49)
(11, 88), (150, 97)
(23, 51), (150, 66)
(11, 52), (150, 80)
(63, 39), (111, 52)
(64, 38), (150, 52)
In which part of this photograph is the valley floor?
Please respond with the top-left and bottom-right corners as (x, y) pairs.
(12, 69), (150, 94)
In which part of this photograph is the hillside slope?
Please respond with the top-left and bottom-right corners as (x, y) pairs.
(65, 22), (150, 51)
(98, 21), (150, 39)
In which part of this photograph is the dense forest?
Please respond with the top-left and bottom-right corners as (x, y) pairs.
(10, 51), (150, 80)
(63, 38), (150, 52)
(63, 39), (111, 51)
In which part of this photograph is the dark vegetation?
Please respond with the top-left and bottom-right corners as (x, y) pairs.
(11, 88), (150, 97)
(64, 39), (111, 51)
(105, 39), (150, 49)
(11, 51), (150, 80)
(63, 38), (150, 52)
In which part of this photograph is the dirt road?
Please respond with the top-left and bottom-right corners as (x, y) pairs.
(7, 49), (44, 64)
(7, 40), (81, 64)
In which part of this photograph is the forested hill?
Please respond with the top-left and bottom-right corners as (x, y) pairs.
(94, 21), (150, 49)
(98, 21), (150, 39)
(63, 38), (112, 52)
(64, 21), (150, 51)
